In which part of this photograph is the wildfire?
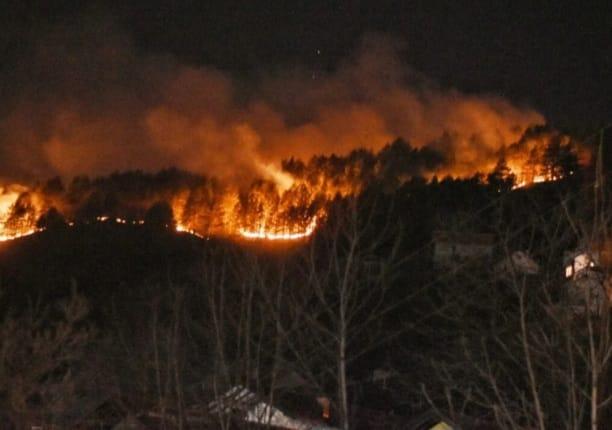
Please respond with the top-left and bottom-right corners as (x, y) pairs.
(0, 186), (42, 242)
(0, 228), (40, 242)
(512, 174), (552, 190)
(239, 216), (318, 241)
(176, 223), (205, 239)
(0, 129), (586, 244)
(92, 215), (206, 239)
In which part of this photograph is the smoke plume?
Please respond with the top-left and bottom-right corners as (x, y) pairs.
(0, 14), (546, 185)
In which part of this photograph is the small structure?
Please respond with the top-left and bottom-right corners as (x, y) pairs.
(564, 251), (598, 280)
(112, 415), (147, 430)
(209, 385), (338, 430)
(405, 410), (455, 430)
(563, 250), (607, 315)
(433, 231), (494, 268)
(495, 250), (540, 277)
(372, 367), (399, 389)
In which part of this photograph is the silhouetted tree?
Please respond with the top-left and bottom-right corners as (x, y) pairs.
(42, 176), (64, 195)
(421, 180), (612, 430)
(36, 207), (67, 230)
(487, 157), (516, 191)
(542, 137), (579, 180)
(145, 201), (176, 230)
(0, 286), (94, 428)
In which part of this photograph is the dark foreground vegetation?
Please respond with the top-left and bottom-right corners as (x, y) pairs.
(0, 152), (610, 429)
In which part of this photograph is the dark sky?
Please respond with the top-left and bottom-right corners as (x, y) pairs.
(2, 0), (611, 130)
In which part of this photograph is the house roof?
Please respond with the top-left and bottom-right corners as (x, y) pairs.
(209, 385), (338, 430)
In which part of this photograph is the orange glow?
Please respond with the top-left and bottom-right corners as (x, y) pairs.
(239, 215), (318, 241)
(0, 185), (44, 242)
(176, 222), (205, 238)
(0, 228), (40, 242)
(0, 31), (587, 245)
(512, 174), (555, 189)
(0, 127), (585, 244)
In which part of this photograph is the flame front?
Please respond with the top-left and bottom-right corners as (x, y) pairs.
(239, 215), (318, 240)
(0, 227), (39, 242)
(0, 128), (586, 244)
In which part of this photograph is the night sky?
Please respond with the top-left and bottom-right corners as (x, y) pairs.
(1, 1), (610, 154)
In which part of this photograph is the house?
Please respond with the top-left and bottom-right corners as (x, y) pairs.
(432, 230), (494, 268)
(209, 385), (338, 430)
(372, 367), (400, 389)
(495, 250), (540, 277)
(563, 250), (607, 315)
(564, 251), (599, 280)
(405, 410), (455, 430)
(112, 415), (147, 430)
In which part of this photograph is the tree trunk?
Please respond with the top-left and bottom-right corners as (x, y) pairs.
(339, 321), (349, 430)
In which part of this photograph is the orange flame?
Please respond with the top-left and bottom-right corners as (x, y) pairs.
(0, 186), (43, 242)
(239, 215), (318, 241)
(0, 129), (586, 243)
(0, 228), (40, 242)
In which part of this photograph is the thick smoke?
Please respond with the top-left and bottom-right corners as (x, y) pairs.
(0, 14), (545, 185)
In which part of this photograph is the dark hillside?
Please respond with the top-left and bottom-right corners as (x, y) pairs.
(0, 223), (207, 315)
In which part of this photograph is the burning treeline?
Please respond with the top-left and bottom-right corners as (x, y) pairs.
(0, 126), (586, 242)
(0, 24), (590, 241)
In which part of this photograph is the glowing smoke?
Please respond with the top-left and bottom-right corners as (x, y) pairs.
(0, 16), (545, 184)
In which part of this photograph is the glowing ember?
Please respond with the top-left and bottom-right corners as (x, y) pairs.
(176, 223), (205, 238)
(512, 174), (555, 189)
(0, 228), (40, 242)
(239, 216), (318, 241)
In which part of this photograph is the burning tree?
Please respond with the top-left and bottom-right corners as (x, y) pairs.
(0, 128), (589, 245)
